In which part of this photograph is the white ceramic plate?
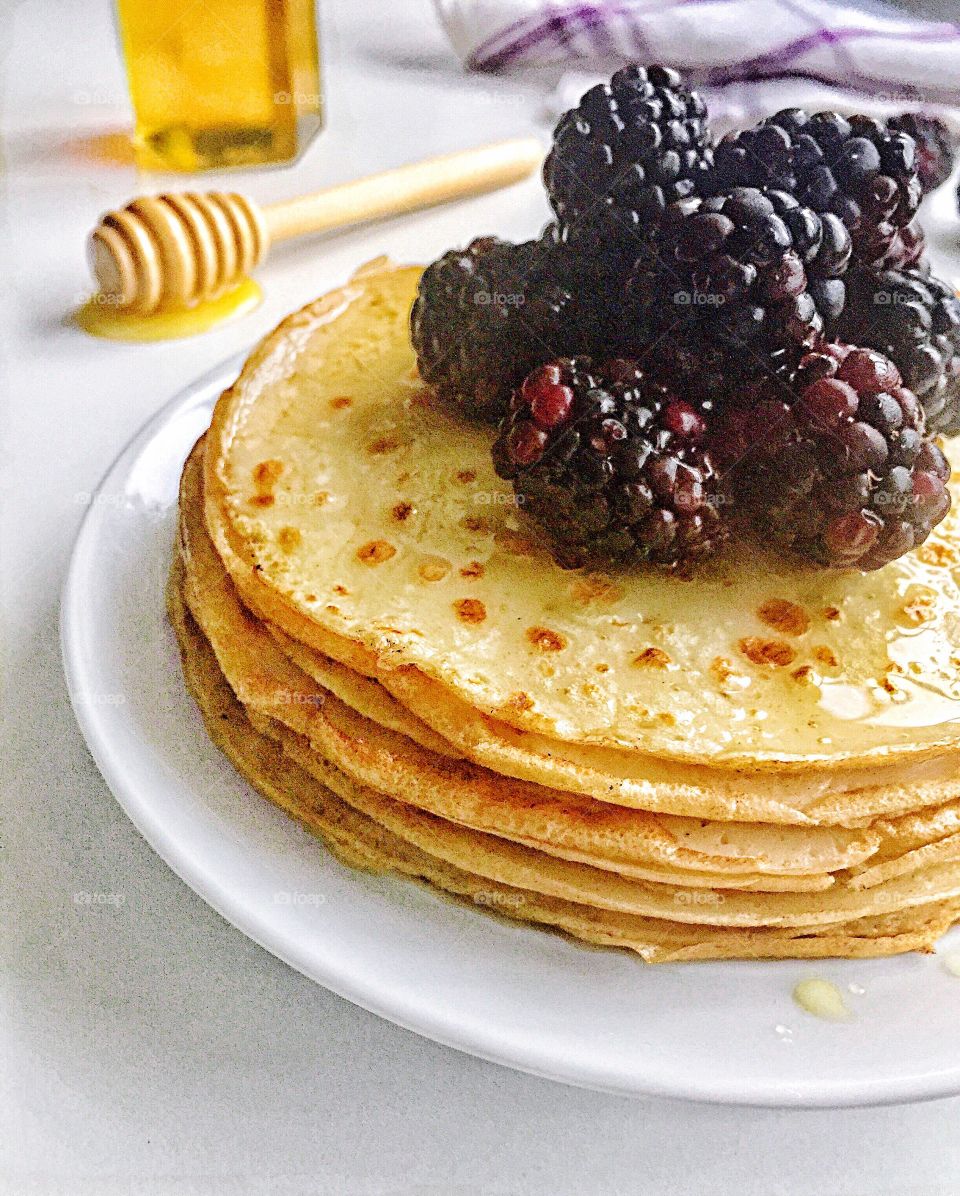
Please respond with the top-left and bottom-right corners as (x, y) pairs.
(62, 353), (960, 1108)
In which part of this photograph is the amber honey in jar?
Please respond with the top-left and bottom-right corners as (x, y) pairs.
(115, 0), (323, 171)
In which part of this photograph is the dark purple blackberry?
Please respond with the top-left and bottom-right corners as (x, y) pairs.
(889, 112), (956, 194)
(834, 267), (960, 435)
(629, 187), (851, 358)
(543, 65), (713, 264)
(411, 235), (589, 424)
(492, 357), (728, 569)
(712, 344), (951, 570)
(710, 109), (923, 269)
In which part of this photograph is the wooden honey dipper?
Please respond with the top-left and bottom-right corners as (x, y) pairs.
(88, 138), (544, 315)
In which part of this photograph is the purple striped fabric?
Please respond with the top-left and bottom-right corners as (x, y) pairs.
(434, 0), (960, 105)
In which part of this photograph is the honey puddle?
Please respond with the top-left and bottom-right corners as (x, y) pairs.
(76, 277), (262, 341)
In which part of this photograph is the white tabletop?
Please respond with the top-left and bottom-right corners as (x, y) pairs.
(6, 1), (960, 1192)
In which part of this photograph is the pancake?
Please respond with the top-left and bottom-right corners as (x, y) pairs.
(178, 449), (960, 931)
(203, 261), (960, 769)
(167, 552), (960, 960)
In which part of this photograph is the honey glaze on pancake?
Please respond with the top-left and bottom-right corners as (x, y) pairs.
(207, 263), (960, 765)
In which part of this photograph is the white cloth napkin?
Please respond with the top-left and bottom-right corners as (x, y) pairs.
(434, 0), (960, 126)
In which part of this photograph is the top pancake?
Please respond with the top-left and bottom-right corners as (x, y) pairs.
(205, 260), (960, 768)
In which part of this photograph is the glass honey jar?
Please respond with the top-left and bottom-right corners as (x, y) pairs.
(115, 0), (323, 172)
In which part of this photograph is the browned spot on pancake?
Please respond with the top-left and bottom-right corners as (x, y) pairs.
(454, 597), (486, 625)
(503, 691), (534, 714)
(658, 712), (676, 726)
(813, 645), (839, 668)
(595, 662), (610, 673)
(738, 637), (796, 667)
(462, 514), (492, 534)
(711, 656), (750, 691)
(253, 459), (283, 488)
(823, 605), (841, 621)
(277, 526), (301, 552)
(333, 584), (349, 596)
(570, 573), (623, 605)
(758, 598), (809, 637)
(314, 491), (329, 506)
(357, 540), (396, 565)
(325, 604), (340, 615)
(900, 584), (937, 625)
(791, 664), (815, 683)
(368, 435), (400, 455)
(418, 555), (450, 582)
(495, 528), (535, 556)
(879, 675), (899, 696)
(633, 647), (671, 669)
(456, 469), (477, 484)
(916, 540), (955, 567)
(459, 560), (485, 579)
(527, 626), (567, 652)
(330, 395), (352, 410)
(392, 500), (414, 522)
(305, 594), (316, 603)
(249, 494), (275, 507)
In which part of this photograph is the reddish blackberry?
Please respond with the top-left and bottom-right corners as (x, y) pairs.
(710, 109), (923, 268)
(834, 267), (960, 435)
(543, 64), (713, 262)
(712, 345), (952, 570)
(630, 187), (851, 357)
(492, 357), (728, 569)
(411, 235), (588, 425)
(889, 112), (956, 194)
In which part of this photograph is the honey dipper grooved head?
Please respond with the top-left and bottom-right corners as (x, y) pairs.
(88, 191), (269, 315)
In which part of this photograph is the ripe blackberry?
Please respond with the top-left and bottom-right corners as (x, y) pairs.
(834, 267), (960, 435)
(712, 345), (952, 570)
(630, 187), (851, 358)
(492, 357), (728, 569)
(544, 64), (713, 263)
(889, 112), (956, 194)
(710, 109), (923, 268)
(411, 235), (587, 424)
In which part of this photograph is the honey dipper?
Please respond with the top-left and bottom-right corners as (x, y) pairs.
(88, 138), (543, 315)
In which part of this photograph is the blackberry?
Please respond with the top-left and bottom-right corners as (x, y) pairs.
(630, 187), (851, 358)
(889, 112), (956, 194)
(411, 235), (587, 424)
(712, 345), (952, 570)
(710, 109), (923, 268)
(492, 357), (728, 569)
(834, 267), (960, 435)
(543, 64), (713, 265)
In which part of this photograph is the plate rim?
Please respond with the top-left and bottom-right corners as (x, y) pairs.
(60, 352), (960, 1110)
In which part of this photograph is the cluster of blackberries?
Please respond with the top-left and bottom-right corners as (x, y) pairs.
(411, 65), (957, 571)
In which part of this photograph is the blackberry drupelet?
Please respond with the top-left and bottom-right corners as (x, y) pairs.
(543, 64), (713, 264)
(411, 235), (588, 425)
(630, 187), (851, 358)
(889, 112), (956, 194)
(711, 344), (952, 570)
(710, 109), (923, 269)
(834, 267), (960, 435)
(492, 357), (728, 569)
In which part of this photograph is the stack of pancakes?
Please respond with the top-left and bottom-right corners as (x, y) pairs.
(169, 261), (960, 962)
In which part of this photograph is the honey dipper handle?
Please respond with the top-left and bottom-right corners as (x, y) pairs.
(261, 138), (543, 242)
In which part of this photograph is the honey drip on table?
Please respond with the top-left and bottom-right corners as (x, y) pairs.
(75, 277), (263, 342)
